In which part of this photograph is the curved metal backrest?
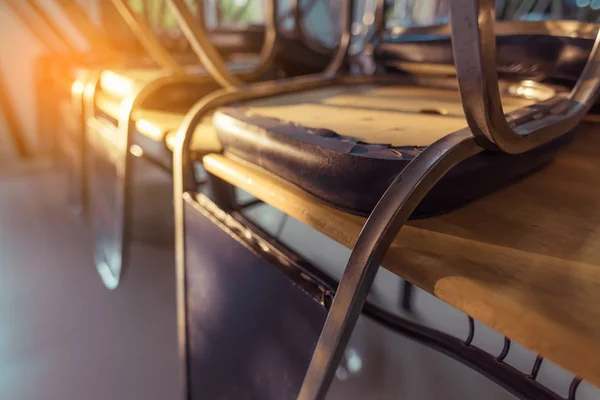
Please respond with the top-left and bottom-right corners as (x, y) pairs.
(5, 0), (76, 54)
(324, 0), (355, 75)
(53, 0), (118, 60)
(449, 0), (600, 154)
(109, 0), (185, 74)
(166, 0), (249, 88)
(166, 0), (280, 88)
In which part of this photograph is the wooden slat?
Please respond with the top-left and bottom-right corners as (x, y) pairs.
(203, 123), (600, 388)
(93, 92), (221, 153)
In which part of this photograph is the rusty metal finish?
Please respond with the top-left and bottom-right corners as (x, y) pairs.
(297, 129), (483, 399)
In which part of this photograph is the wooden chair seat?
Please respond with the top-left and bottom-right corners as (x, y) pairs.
(94, 91), (221, 157)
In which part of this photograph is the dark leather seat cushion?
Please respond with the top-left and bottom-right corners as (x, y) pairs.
(376, 34), (594, 82)
(213, 84), (573, 217)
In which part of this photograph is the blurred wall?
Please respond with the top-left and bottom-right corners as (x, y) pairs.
(0, 5), (44, 157)
(0, 0), (96, 158)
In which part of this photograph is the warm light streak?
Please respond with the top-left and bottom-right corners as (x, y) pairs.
(136, 119), (163, 140)
(71, 80), (84, 95)
(100, 71), (135, 98)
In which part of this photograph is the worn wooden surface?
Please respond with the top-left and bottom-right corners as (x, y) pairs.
(94, 92), (221, 153)
(203, 123), (600, 388)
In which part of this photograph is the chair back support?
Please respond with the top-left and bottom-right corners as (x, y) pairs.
(449, 0), (600, 153)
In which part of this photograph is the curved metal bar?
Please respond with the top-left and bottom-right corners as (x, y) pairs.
(88, 72), (218, 289)
(75, 69), (104, 217)
(449, 0), (600, 153)
(83, 72), (123, 288)
(172, 72), (401, 399)
(109, 0), (185, 73)
(166, 0), (279, 87)
(54, 0), (118, 60)
(294, 82), (589, 397)
(298, 128), (482, 400)
(293, 0), (336, 54)
(241, 0), (279, 82)
(166, 0), (244, 88)
(324, 0), (355, 76)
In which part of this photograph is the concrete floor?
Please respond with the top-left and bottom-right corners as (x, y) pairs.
(0, 164), (598, 400)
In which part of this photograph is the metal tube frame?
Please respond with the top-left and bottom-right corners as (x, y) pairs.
(87, 0), (290, 288)
(109, 0), (185, 73)
(166, 0), (278, 87)
(172, 1), (600, 399)
(449, 0), (600, 153)
(69, 69), (103, 216)
(89, 73), (221, 288)
(172, 0), (358, 394)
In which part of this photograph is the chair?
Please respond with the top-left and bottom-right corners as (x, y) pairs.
(171, 0), (600, 398)
(84, 0), (336, 288)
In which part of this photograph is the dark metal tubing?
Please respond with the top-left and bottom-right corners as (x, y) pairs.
(399, 279), (414, 311)
(297, 129), (483, 400)
(165, 0), (246, 87)
(448, 0), (600, 153)
(324, 0), (354, 76)
(529, 356), (544, 380)
(363, 302), (565, 400)
(465, 316), (475, 346)
(166, 0), (279, 86)
(295, 72), (595, 396)
(498, 337), (511, 362)
(568, 378), (582, 400)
